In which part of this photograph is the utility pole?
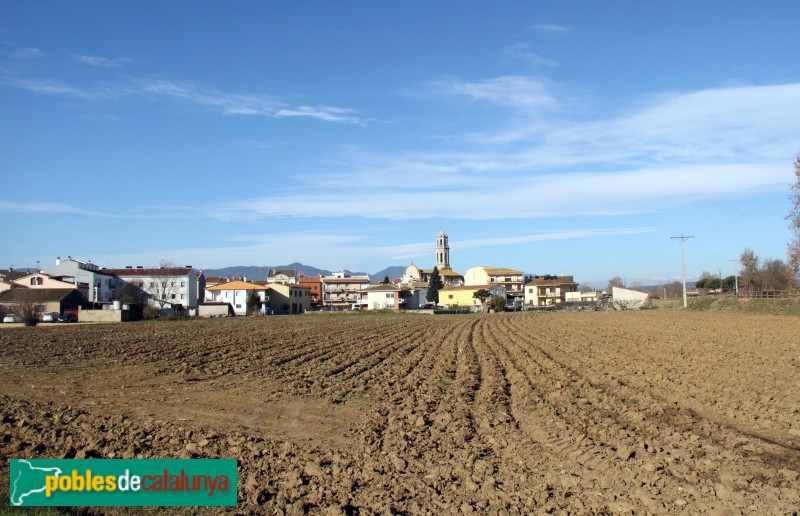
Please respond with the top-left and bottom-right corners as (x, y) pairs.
(718, 268), (723, 295)
(671, 235), (694, 308)
(728, 259), (739, 296)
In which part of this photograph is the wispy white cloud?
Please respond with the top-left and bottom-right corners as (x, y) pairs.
(1, 74), (368, 124)
(446, 80), (800, 168)
(205, 162), (790, 221)
(530, 23), (570, 35)
(526, 82), (800, 165)
(0, 201), (105, 216)
(275, 105), (367, 125)
(265, 79), (800, 215)
(452, 228), (656, 249)
(502, 43), (558, 67)
(71, 54), (134, 67)
(439, 75), (561, 111)
(0, 46), (43, 59)
(1, 77), (83, 96)
(192, 79), (798, 224)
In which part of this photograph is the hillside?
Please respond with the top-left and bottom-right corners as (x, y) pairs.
(201, 262), (400, 281)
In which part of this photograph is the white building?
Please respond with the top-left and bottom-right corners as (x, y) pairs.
(267, 268), (297, 284)
(205, 280), (269, 316)
(358, 284), (401, 310)
(44, 257), (116, 304)
(357, 282), (429, 310)
(524, 276), (578, 306)
(565, 291), (602, 304)
(611, 287), (651, 310)
(102, 266), (201, 309)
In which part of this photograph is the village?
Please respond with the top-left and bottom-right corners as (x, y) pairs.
(0, 229), (653, 324)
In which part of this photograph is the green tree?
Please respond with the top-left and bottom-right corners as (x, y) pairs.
(247, 291), (262, 315)
(382, 275), (391, 284)
(723, 275), (737, 290)
(472, 288), (490, 305)
(491, 295), (506, 312)
(695, 278), (707, 289)
(426, 266), (444, 304)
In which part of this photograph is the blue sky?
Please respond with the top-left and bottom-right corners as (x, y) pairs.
(2, 1), (799, 287)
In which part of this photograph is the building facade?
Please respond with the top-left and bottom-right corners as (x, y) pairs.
(358, 284), (402, 310)
(263, 282), (311, 314)
(297, 275), (323, 309)
(437, 285), (491, 311)
(321, 271), (371, 310)
(44, 257), (116, 304)
(12, 273), (77, 290)
(102, 266), (201, 309)
(464, 266), (525, 306)
(524, 276), (578, 306)
(267, 268), (297, 284)
(206, 280), (269, 316)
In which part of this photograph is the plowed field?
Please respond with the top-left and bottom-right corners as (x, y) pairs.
(1, 312), (799, 513)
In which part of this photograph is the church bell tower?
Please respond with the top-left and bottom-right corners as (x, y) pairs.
(435, 229), (450, 270)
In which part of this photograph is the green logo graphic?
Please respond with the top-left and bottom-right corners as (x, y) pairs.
(9, 459), (237, 507)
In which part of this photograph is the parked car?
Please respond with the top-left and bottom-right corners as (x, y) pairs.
(42, 312), (59, 322)
(58, 313), (78, 323)
(3, 314), (20, 323)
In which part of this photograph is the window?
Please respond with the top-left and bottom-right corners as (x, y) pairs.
(171, 281), (176, 287)
(171, 294), (176, 299)
(161, 282), (167, 288)
(150, 282), (155, 288)
(448, 294), (453, 299)
(181, 281), (185, 287)
(181, 294), (185, 299)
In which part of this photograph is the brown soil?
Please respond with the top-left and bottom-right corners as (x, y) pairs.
(1, 312), (799, 513)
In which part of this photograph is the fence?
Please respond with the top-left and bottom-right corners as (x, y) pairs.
(737, 289), (800, 300)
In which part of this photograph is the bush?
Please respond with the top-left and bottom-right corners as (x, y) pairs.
(142, 305), (160, 320)
(491, 295), (506, 312)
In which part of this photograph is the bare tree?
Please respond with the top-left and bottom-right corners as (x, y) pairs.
(787, 152), (800, 285)
(146, 260), (182, 309)
(740, 249), (759, 295)
(13, 289), (50, 326)
(663, 281), (683, 299)
(760, 258), (793, 290)
(606, 276), (625, 292)
(117, 280), (149, 305)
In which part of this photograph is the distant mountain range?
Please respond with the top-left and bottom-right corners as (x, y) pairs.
(202, 262), (407, 282)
